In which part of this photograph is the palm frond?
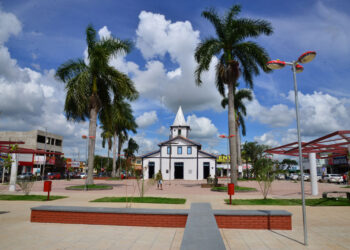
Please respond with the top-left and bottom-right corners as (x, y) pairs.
(55, 59), (87, 82)
(86, 24), (97, 54)
(202, 8), (225, 41)
(194, 38), (222, 84)
(232, 18), (273, 42)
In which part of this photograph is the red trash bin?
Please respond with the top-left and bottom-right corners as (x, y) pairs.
(228, 183), (234, 205)
(43, 181), (52, 192)
(43, 181), (52, 200)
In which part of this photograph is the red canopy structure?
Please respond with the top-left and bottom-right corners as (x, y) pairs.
(266, 130), (350, 159)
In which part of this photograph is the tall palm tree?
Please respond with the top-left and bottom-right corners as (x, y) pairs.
(101, 125), (113, 173)
(123, 138), (139, 176)
(194, 5), (272, 185)
(123, 138), (139, 158)
(109, 99), (137, 177)
(55, 25), (138, 184)
(221, 84), (253, 166)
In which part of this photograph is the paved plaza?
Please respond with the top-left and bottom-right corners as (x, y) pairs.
(1, 179), (349, 249)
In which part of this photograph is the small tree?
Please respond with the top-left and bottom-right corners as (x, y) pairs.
(17, 177), (35, 195)
(254, 158), (280, 199)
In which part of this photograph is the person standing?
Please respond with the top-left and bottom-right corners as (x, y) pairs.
(343, 173), (347, 185)
(156, 170), (163, 190)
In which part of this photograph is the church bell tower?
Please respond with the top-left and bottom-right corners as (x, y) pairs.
(170, 106), (190, 139)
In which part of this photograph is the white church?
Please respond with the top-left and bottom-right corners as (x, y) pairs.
(141, 107), (217, 180)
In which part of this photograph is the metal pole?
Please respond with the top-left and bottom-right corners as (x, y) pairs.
(42, 128), (47, 181)
(292, 62), (308, 246)
(85, 138), (88, 191)
(169, 146), (171, 185)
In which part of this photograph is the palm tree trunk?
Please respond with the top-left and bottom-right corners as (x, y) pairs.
(112, 132), (117, 177)
(228, 82), (238, 185)
(116, 136), (123, 177)
(107, 148), (110, 174)
(87, 107), (98, 185)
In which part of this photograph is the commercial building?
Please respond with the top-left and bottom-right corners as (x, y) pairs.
(0, 130), (63, 175)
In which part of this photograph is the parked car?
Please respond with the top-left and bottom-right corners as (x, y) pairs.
(290, 173), (299, 180)
(323, 174), (343, 183)
(17, 172), (34, 180)
(276, 174), (286, 180)
(48, 172), (61, 180)
(79, 173), (87, 179)
(297, 173), (310, 181)
(69, 172), (80, 179)
(317, 174), (322, 182)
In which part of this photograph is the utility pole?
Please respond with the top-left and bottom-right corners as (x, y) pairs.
(42, 128), (47, 181)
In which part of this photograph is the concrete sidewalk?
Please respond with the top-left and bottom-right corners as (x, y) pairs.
(1, 180), (350, 249)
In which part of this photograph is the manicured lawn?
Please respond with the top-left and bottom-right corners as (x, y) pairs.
(91, 196), (186, 204)
(0, 194), (67, 201)
(106, 177), (121, 181)
(224, 198), (350, 206)
(211, 186), (257, 192)
(342, 186), (350, 188)
(65, 184), (113, 190)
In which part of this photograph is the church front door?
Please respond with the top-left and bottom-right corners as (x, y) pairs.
(174, 162), (184, 179)
(148, 162), (155, 179)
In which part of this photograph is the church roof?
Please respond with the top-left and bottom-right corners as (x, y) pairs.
(158, 136), (201, 147)
(172, 106), (188, 127)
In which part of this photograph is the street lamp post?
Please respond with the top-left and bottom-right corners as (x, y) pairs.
(267, 51), (316, 246)
(163, 142), (178, 185)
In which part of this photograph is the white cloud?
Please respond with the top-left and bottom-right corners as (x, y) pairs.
(254, 132), (279, 147)
(0, 9), (93, 159)
(246, 94), (295, 127)
(98, 26), (111, 39)
(157, 126), (168, 136)
(287, 91), (350, 137)
(109, 11), (223, 113)
(262, 2), (350, 61)
(133, 132), (159, 155)
(136, 110), (158, 128)
(187, 114), (218, 139)
(0, 8), (22, 45)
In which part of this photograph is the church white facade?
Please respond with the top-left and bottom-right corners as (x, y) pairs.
(141, 107), (217, 180)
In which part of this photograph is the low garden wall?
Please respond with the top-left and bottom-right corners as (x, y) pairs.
(31, 206), (292, 230)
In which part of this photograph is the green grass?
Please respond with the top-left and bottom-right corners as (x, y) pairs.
(342, 186), (350, 188)
(0, 194), (67, 201)
(224, 198), (350, 206)
(211, 186), (257, 192)
(91, 196), (186, 204)
(106, 177), (121, 181)
(65, 184), (113, 190)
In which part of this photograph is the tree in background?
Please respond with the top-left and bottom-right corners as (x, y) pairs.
(281, 158), (298, 171)
(221, 83), (252, 166)
(254, 158), (281, 199)
(194, 5), (272, 185)
(56, 25), (137, 185)
(94, 155), (113, 173)
(107, 100), (137, 177)
(123, 138), (139, 177)
(101, 126), (113, 173)
(242, 142), (270, 178)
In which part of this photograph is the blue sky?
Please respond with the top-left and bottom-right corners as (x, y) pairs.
(0, 0), (349, 159)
